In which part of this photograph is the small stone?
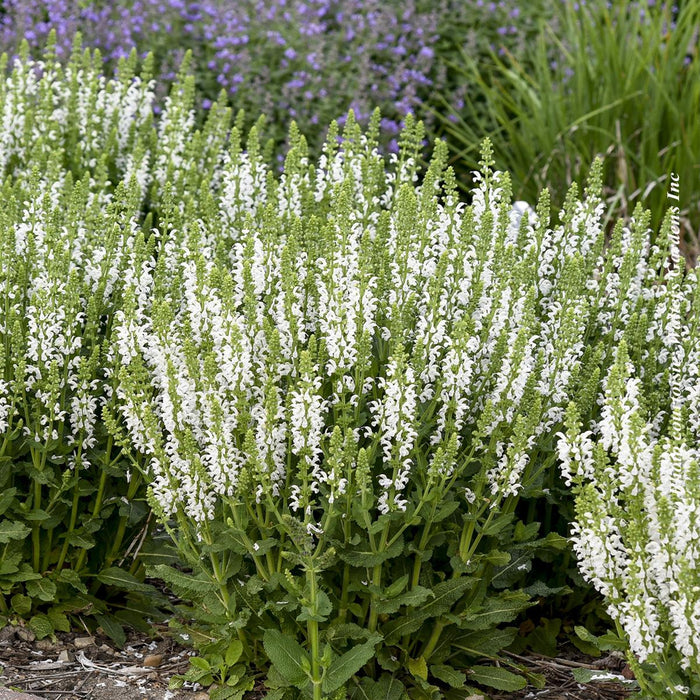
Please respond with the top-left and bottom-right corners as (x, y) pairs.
(16, 626), (36, 642)
(144, 653), (163, 667)
(621, 664), (636, 680)
(58, 649), (74, 663)
(147, 671), (159, 680)
(73, 636), (95, 649)
(0, 626), (17, 645)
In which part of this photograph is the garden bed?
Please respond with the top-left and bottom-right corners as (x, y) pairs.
(1, 626), (631, 700)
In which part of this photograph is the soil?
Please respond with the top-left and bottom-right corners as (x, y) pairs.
(0, 625), (632, 700)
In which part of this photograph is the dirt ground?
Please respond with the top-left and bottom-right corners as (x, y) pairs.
(0, 624), (632, 700)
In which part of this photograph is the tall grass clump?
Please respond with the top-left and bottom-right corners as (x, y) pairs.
(437, 1), (700, 250)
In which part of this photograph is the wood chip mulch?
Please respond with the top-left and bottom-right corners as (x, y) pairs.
(1, 624), (633, 700)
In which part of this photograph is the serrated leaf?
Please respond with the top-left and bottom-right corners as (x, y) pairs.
(26, 577), (57, 602)
(460, 591), (532, 631)
(95, 614), (126, 647)
(11, 593), (32, 616)
(323, 636), (381, 693)
(375, 585), (433, 615)
(469, 666), (526, 692)
(491, 550), (532, 588)
(523, 581), (571, 598)
(407, 656), (428, 681)
(0, 487), (17, 516)
(382, 578), (474, 643)
(297, 589), (332, 622)
(351, 674), (408, 700)
(47, 608), (71, 633)
(419, 577), (474, 618)
(430, 664), (467, 688)
(56, 568), (88, 594)
(453, 628), (517, 657)
(29, 614), (54, 640)
(96, 566), (154, 593)
(263, 629), (309, 688)
(338, 535), (403, 567)
(0, 521), (31, 544)
(149, 564), (218, 594)
(65, 530), (96, 549)
(210, 686), (245, 700)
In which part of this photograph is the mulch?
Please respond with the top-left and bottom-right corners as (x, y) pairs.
(0, 623), (633, 700)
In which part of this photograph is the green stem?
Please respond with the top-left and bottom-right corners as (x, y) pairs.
(307, 567), (323, 700)
(422, 620), (445, 660)
(75, 445), (111, 572)
(31, 479), (41, 572)
(338, 563), (351, 624)
(367, 526), (389, 633)
(55, 482), (81, 572)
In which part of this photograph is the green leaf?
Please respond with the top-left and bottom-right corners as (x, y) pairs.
(460, 591), (532, 631)
(384, 574), (409, 598)
(383, 579), (471, 644)
(0, 487), (17, 516)
(297, 589), (332, 622)
(47, 608), (71, 633)
(148, 564), (218, 594)
(263, 629), (310, 688)
(24, 509), (51, 522)
(407, 656), (428, 681)
(11, 593), (32, 616)
(430, 664), (467, 688)
(96, 566), (154, 593)
(573, 626), (625, 652)
(338, 535), (404, 567)
(0, 521), (31, 544)
(491, 550), (532, 588)
(210, 686), (245, 700)
(190, 656), (211, 671)
(26, 577), (57, 602)
(323, 636), (381, 694)
(225, 639), (244, 666)
(453, 628), (517, 657)
(29, 614), (54, 640)
(469, 666), (527, 692)
(419, 577), (474, 619)
(351, 674), (408, 700)
(376, 585), (433, 615)
(56, 568), (88, 594)
(95, 614), (126, 647)
(65, 530), (96, 549)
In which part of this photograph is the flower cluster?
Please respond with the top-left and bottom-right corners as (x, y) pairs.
(557, 215), (700, 695)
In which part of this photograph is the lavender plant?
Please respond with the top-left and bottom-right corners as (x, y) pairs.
(0, 0), (446, 153)
(558, 212), (700, 698)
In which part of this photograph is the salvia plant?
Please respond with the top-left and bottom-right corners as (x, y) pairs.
(0, 40), (168, 643)
(559, 213), (700, 698)
(109, 68), (688, 693)
(2, 39), (698, 700)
